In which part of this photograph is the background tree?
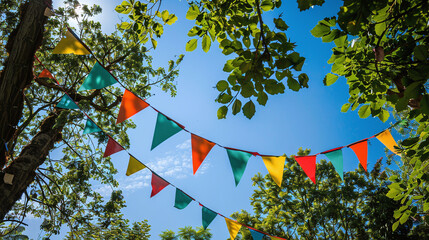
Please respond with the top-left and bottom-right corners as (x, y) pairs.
(0, 0), (180, 237)
(159, 226), (212, 240)
(230, 149), (426, 239)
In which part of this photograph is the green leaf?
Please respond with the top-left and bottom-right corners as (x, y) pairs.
(242, 100), (256, 119)
(217, 106), (228, 119)
(257, 91), (268, 106)
(414, 45), (428, 61)
(322, 29), (340, 42)
(386, 187), (402, 198)
(232, 99), (242, 115)
(165, 14), (178, 25)
(186, 5), (200, 20)
(341, 103), (351, 112)
(218, 93), (233, 104)
(243, 36), (251, 48)
(334, 34), (347, 48)
(310, 23), (331, 38)
(401, 137), (419, 146)
(378, 109), (389, 122)
(151, 38), (157, 49)
(202, 35), (211, 53)
(223, 60), (235, 72)
(186, 39), (198, 51)
(298, 73), (309, 88)
(287, 77), (300, 91)
(297, 0), (325, 11)
(216, 80), (229, 91)
(392, 221), (400, 231)
(261, 0), (274, 11)
(375, 22), (387, 36)
(324, 73), (339, 86)
(358, 105), (371, 118)
(274, 18), (288, 31)
(399, 211), (410, 224)
(420, 94), (429, 115)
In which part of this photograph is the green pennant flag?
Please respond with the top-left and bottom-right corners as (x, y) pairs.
(56, 94), (79, 109)
(174, 189), (192, 210)
(202, 207), (217, 229)
(226, 149), (252, 186)
(324, 149), (344, 180)
(83, 119), (101, 135)
(78, 62), (117, 91)
(151, 113), (183, 150)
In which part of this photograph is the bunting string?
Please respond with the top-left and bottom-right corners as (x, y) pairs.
(32, 25), (404, 239)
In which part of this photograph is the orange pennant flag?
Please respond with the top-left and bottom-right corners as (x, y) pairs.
(225, 218), (242, 240)
(103, 137), (125, 157)
(191, 134), (215, 174)
(38, 69), (54, 79)
(294, 155), (316, 184)
(116, 89), (149, 124)
(349, 140), (368, 171)
(376, 129), (399, 155)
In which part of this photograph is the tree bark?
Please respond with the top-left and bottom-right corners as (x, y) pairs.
(0, 0), (51, 169)
(0, 110), (65, 220)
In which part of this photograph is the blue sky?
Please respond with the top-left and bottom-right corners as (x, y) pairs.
(23, 0), (402, 239)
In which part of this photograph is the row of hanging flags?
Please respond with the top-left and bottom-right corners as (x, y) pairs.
(34, 24), (401, 239)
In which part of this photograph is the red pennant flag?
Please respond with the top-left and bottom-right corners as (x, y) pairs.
(103, 137), (125, 157)
(117, 89), (149, 124)
(349, 140), (368, 171)
(191, 134), (215, 174)
(38, 69), (54, 79)
(150, 173), (169, 197)
(294, 155), (316, 184)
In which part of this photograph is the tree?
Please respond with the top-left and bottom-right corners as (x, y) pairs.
(0, 0), (180, 237)
(230, 149), (426, 239)
(308, 0), (429, 228)
(159, 226), (212, 240)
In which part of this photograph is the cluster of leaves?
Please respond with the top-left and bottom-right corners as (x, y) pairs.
(159, 226), (212, 240)
(309, 0), (428, 229)
(231, 149), (425, 239)
(1, 0), (182, 238)
(116, 0), (309, 119)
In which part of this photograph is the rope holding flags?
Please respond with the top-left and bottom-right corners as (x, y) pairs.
(40, 26), (404, 240)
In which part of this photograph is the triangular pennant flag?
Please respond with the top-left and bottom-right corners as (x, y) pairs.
(52, 30), (90, 55)
(202, 207), (217, 229)
(294, 155), (316, 184)
(78, 62), (117, 91)
(191, 134), (215, 174)
(44, 7), (55, 17)
(376, 129), (399, 155)
(262, 156), (286, 187)
(150, 173), (169, 197)
(56, 94), (79, 109)
(349, 140), (368, 171)
(117, 89), (149, 124)
(174, 189), (192, 210)
(103, 137), (125, 157)
(324, 149), (344, 180)
(38, 69), (54, 79)
(225, 218), (242, 240)
(83, 119), (101, 135)
(226, 149), (252, 186)
(151, 113), (183, 150)
(250, 229), (265, 240)
(126, 155), (146, 176)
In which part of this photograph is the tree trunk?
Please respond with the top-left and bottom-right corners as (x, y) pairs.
(0, 0), (51, 169)
(0, 0), (55, 220)
(0, 110), (65, 220)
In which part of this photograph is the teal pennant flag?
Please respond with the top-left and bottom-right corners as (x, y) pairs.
(174, 189), (192, 210)
(250, 229), (265, 240)
(78, 62), (117, 91)
(56, 94), (79, 109)
(226, 149), (252, 186)
(83, 119), (101, 135)
(324, 149), (344, 180)
(151, 113), (183, 150)
(202, 207), (217, 230)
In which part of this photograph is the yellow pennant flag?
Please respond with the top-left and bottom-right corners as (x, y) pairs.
(376, 129), (399, 155)
(52, 30), (90, 55)
(225, 218), (241, 240)
(262, 156), (286, 187)
(126, 155), (146, 176)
